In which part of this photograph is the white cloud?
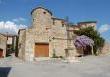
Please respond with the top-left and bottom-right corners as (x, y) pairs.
(98, 24), (110, 33)
(12, 17), (26, 23)
(0, 21), (27, 35)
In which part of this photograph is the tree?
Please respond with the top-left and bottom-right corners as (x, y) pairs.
(74, 27), (105, 55)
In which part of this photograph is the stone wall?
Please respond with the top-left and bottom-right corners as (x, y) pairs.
(101, 43), (110, 54)
(67, 27), (77, 57)
(78, 22), (96, 29)
(18, 29), (26, 60)
(25, 29), (35, 61)
(50, 19), (68, 57)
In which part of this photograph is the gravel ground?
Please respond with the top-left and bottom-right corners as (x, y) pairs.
(0, 56), (24, 67)
(0, 55), (110, 77)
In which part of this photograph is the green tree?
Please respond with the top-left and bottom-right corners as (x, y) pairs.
(74, 27), (105, 55)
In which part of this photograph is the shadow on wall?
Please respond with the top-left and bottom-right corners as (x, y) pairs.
(0, 67), (11, 77)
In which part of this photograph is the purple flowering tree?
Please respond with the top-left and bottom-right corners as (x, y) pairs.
(74, 35), (94, 55)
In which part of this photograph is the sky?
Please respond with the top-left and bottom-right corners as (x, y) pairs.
(0, 0), (110, 42)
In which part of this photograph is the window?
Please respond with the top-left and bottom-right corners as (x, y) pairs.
(33, 18), (35, 21)
(43, 11), (46, 14)
(53, 19), (55, 25)
(62, 21), (65, 27)
(62, 24), (64, 27)
(62, 22), (65, 27)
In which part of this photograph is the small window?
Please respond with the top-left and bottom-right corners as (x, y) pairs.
(53, 19), (55, 25)
(33, 18), (35, 21)
(62, 24), (64, 27)
(43, 11), (46, 14)
(62, 21), (65, 27)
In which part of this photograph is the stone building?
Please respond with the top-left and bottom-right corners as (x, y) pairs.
(0, 33), (7, 58)
(18, 6), (97, 61)
(0, 33), (17, 58)
(6, 34), (17, 56)
(101, 42), (110, 54)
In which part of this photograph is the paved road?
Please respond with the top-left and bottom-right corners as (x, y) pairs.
(0, 55), (110, 77)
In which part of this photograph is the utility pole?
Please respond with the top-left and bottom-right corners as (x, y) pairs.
(6, 32), (8, 57)
(65, 16), (70, 57)
(65, 17), (69, 48)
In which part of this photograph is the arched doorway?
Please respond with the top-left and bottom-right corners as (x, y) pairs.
(76, 46), (92, 57)
(0, 48), (3, 58)
(83, 46), (92, 56)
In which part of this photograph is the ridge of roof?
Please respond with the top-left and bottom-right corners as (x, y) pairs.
(78, 21), (97, 24)
(31, 6), (52, 15)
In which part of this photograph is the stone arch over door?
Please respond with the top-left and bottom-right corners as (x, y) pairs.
(0, 48), (3, 58)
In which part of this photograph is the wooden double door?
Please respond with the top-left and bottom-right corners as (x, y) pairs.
(35, 43), (49, 57)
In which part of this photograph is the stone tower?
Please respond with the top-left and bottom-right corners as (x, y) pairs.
(31, 7), (53, 31)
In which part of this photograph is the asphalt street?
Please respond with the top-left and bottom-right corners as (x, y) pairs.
(0, 55), (110, 77)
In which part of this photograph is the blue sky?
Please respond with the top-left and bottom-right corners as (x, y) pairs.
(0, 0), (110, 42)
